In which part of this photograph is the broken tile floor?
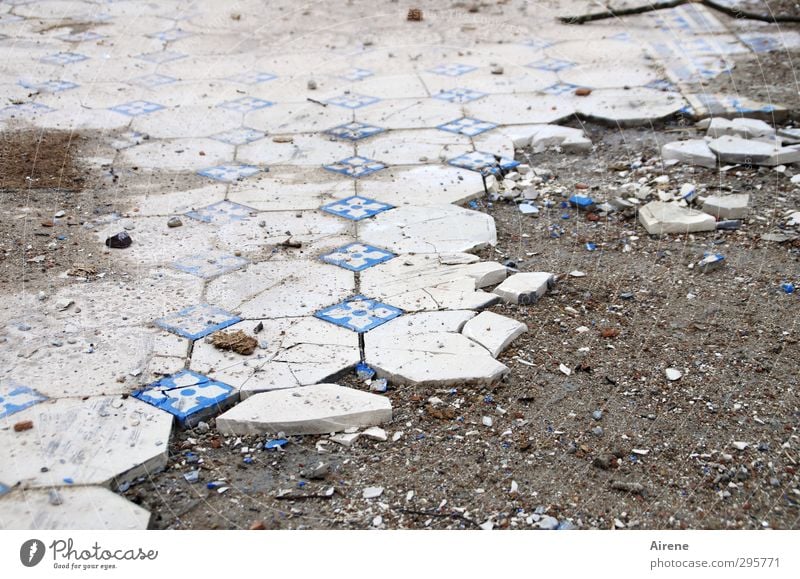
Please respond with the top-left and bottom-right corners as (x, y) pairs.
(0, 0), (798, 529)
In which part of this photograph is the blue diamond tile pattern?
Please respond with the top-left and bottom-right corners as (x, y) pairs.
(527, 57), (576, 72)
(227, 71), (277, 84)
(210, 127), (265, 145)
(320, 196), (393, 221)
(58, 31), (104, 42)
(155, 305), (241, 340)
(321, 243), (395, 272)
(40, 52), (88, 65)
(109, 100), (165, 117)
(172, 251), (249, 279)
(0, 482), (9, 496)
(523, 37), (553, 50)
(541, 82), (579, 95)
(185, 200), (255, 224)
(429, 63), (477, 77)
(129, 73), (177, 88)
(133, 370), (237, 427)
(217, 96), (274, 113)
(147, 29), (191, 42)
(448, 151), (520, 174)
(18, 79), (78, 93)
(0, 382), (47, 419)
(323, 156), (385, 178)
(437, 117), (497, 137)
(0, 103), (54, 119)
(135, 51), (187, 63)
(432, 87), (486, 103)
(315, 295), (403, 333)
(341, 67), (374, 81)
(325, 93), (380, 109)
(645, 79), (678, 92)
(196, 164), (260, 182)
(325, 121), (384, 141)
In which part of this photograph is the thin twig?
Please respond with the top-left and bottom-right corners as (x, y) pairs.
(560, 0), (800, 25)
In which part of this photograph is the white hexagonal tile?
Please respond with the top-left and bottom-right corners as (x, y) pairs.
(191, 317), (359, 397)
(359, 205), (497, 254)
(0, 396), (172, 489)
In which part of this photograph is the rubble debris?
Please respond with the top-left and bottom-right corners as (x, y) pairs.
(407, 8), (423, 21)
(661, 139), (717, 168)
(209, 330), (258, 355)
(493, 272), (555, 305)
(167, 216), (183, 228)
(638, 201), (716, 234)
(13, 420), (33, 432)
(105, 231), (132, 249)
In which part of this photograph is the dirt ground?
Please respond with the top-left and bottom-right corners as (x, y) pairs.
(117, 118), (799, 531)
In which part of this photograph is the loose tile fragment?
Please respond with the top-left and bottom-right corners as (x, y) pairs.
(661, 139), (717, 168)
(493, 272), (555, 305)
(461, 311), (527, 358)
(701, 194), (750, 219)
(638, 201), (716, 234)
(215, 384), (392, 435)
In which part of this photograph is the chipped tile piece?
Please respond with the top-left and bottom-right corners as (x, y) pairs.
(315, 295), (403, 333)
(493, 272), (555, 305)
(133, 370), (237, 427)
(320, 195), (393, 221)
(155, 304), (241, 340)
(172, 251), (248, 279)
(216, 384), (392, 435)
(321, 243), (395, 272)
(661, 139), (717, 168)
(707, 136), (775, 164)
(325, 121), (384, 141)
(701, 194), (750, 219)
(185, 200), (254, 224)
(0, 382), (47, 419)
(638, 201), (716, 234)
(462, 311), (527, 358)
(323, 156), (385, 178)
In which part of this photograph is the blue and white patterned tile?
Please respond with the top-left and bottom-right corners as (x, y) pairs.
(196, 164), (261, 182)
(325, 121), (384, 141)
(58, 31), (105, 42)
(738, 34), (779, 54)
(541, 82), (579, 96)
(210, 127), (265, 145)
(320, 195), (393, 221)
(433, 87), (487, 104)
(429, 63), (477, 77)
(321, 243), (395, 272)
(147, 29), (192, 42)
(325, 93), (381, 109)
(323, 156), (385, 178)
(609, 31), (633, 42)
(155, 304), (241, 340)
(315, 295), (403, 333)
(135, 51), (187, 64)
(109, 100), (165, 117)
(0, 382), (47, 420)
(40, 52), (88, 65)
(448, 151), (520, 174)
(129, 73), (177, 88)
(18, 79), (78, 93)
(340, 67), (374, 81)
(227, 71), (277, 84)
(437, 117), (496, 137)
(217, 96), (273, 113)
(185, 200), (255, 224)
(0, 102), (54, 119)
(133, 370), (237, 427)
(527, 58), (576, 72)
(523, 37), (553, 50)
(172, 251), (248, 279)
(0, 482), (9, 497)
